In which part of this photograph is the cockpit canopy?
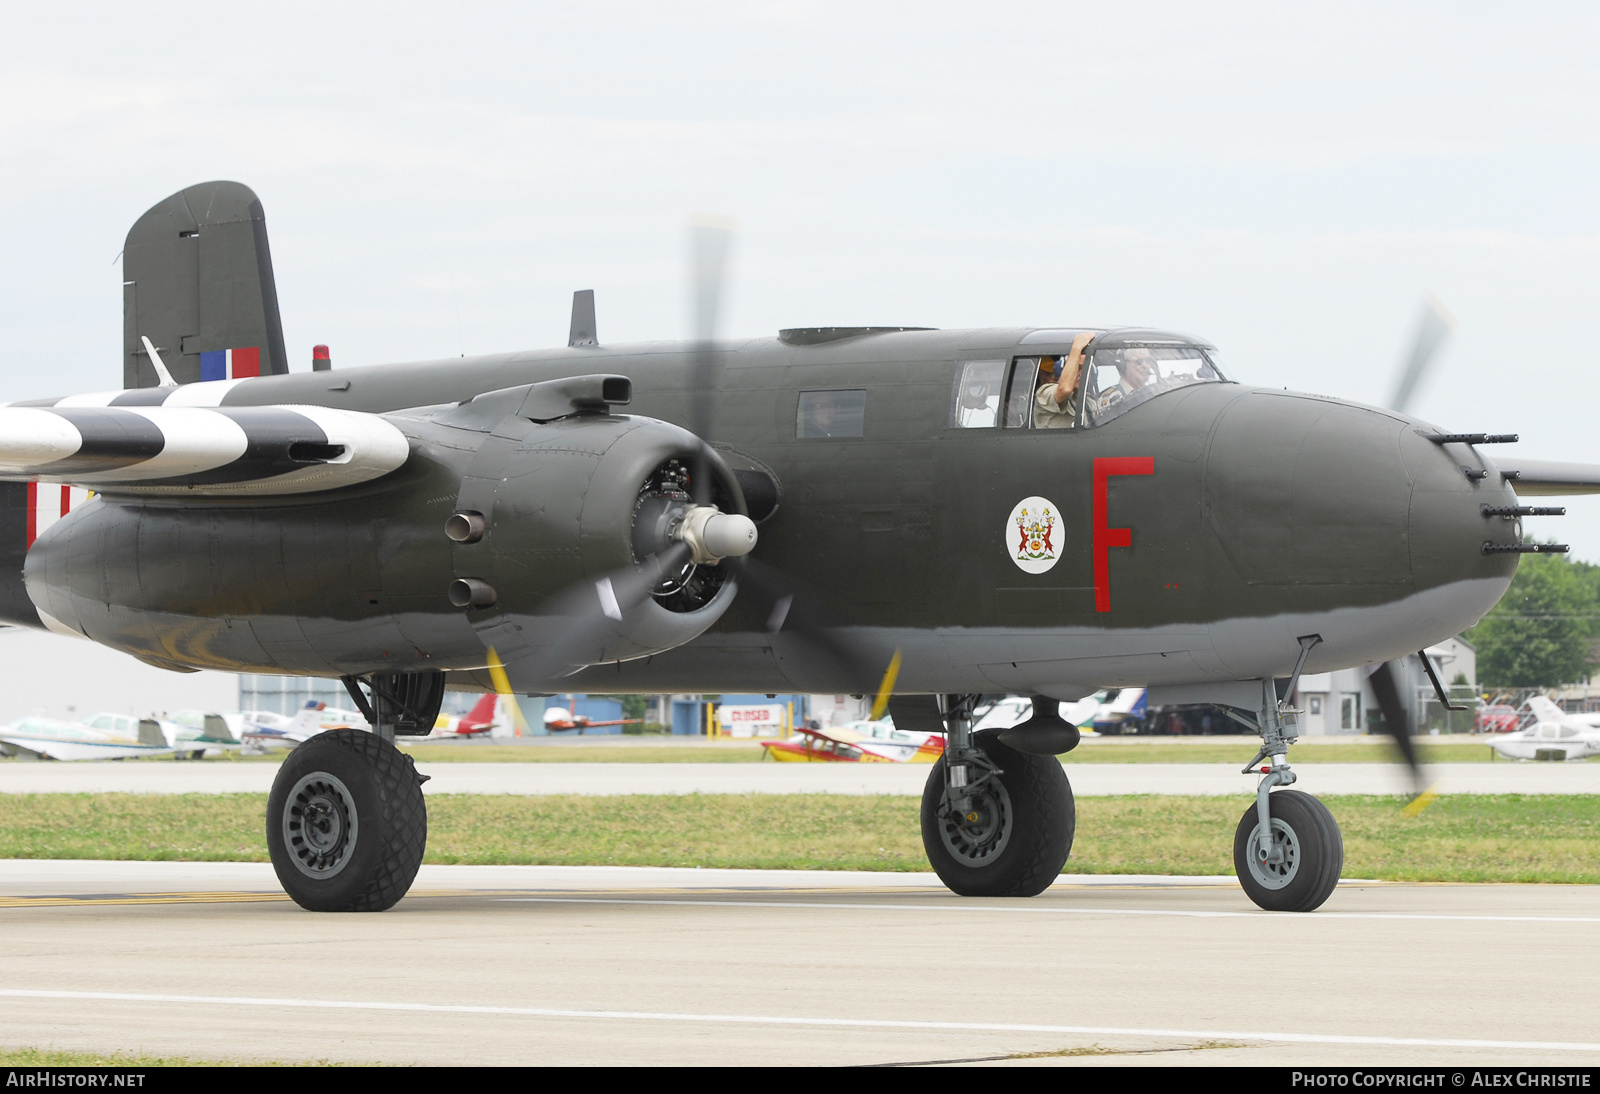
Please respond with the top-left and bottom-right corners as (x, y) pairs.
(1082, 331), (1224, 427)
(950, 328), (1226, 432)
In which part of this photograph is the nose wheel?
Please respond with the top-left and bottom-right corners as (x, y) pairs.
(1232, 789), (1343, 912)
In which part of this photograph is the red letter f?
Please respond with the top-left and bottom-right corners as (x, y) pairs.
(1093, 457), (1154, 612)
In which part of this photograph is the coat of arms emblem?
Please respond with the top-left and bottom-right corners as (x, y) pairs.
(1007, 495), (1062, 574)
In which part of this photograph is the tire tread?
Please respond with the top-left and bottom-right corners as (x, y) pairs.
(921, 733), (1074, 898)
(268, 729), (427, 912)
(1232, 788), (1342, 913)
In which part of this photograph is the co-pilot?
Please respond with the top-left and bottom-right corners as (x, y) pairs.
(1033, 331), (1096, 428)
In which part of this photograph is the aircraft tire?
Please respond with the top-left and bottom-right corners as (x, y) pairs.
(1232, 789), (1343, 913)
(920, 732), (1074, 897)
(267, 728), (428, 912)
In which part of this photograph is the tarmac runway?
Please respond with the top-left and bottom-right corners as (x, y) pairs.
(0, 860), (1596, 1067)
(0, 760), (1596, 796)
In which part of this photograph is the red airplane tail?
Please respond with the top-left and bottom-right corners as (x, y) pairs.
(457, 693), (499, 734)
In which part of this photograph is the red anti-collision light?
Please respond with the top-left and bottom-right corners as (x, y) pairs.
(313, 344), (330, 360)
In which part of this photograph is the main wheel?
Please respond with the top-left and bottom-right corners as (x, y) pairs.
(267, 728), (428, 912)
(920, 732), (1074, 897)
(1232, 789), (1343, 912)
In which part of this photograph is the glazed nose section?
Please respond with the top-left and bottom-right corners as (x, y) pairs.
(1205, 393), (1413, 587)
(1402, 428), (1520, 608)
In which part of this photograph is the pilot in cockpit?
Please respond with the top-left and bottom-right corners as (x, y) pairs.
(1033, 331), (1096, 428)
(1090, 346), (1156, 417)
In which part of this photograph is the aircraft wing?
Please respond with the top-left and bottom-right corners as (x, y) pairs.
(0, 405), (409, 496)
(1497, 459), (1600, 497)
(796, 724), (868, 747)
(0, 736), (177, 761)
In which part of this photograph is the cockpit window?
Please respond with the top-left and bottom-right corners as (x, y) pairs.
(1082, 345), (1224, 427)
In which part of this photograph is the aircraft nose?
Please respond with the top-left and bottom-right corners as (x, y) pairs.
(1403, 427), (1520, 621)
(1203, 391), (1517, 663)
(1205, 392), (1413, 586)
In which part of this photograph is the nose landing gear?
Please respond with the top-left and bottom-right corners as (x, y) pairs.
(1224, 638), (1345, 912)
(1232, 788), (1343, 912)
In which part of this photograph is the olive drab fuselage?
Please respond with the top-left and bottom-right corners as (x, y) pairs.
(22, 327), (1519, 697)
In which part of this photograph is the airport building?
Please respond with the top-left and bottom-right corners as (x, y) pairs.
(1289, 636), (1477, 735)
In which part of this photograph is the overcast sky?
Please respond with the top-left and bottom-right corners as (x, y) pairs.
(4, 2), (1600, 553)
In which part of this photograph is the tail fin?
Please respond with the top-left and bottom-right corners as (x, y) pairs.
(122, 181), (289, 388)
(460, 693), (499, 730)
(1527, 695), (1564, 724)
(201, 714), (239, 743)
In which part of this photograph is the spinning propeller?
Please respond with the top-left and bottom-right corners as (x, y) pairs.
(487, 216), (896, 701)
(1370, 294), (1460, 805)
(683, 215), (900, 699)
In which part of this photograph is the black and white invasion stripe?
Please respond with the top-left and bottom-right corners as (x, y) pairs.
(0, 403), (410, 496)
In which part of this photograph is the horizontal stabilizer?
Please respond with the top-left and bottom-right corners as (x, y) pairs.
(0, 405), (409, 496)
(1498, 459), (1600, 497)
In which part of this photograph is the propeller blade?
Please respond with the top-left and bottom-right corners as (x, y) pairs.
(870, 649), (903, 721)
(485, 646), (531, 736)
(499, 542), (696, 686)
(690, 215), (735, 347)
(687, 215), (736, 505)
(1368, 657), (1433, 805)
(1386, 293), (1457, 415)
(734, 555), (897, 697)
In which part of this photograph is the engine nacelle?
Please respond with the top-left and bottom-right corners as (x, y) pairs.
(434, 392), (751, 679)
(22, 377), (753, 681)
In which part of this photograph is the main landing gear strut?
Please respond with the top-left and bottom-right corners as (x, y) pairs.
(919, 694), (1075, 896)
(265, 670), (443, 912)
(1222, 637), (1345, 912)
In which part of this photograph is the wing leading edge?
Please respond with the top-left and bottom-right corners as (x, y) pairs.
(0, 405), (408, 496)
(1498, 459), (1600, 497)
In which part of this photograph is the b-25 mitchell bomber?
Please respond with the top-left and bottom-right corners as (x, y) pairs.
(3, 181), (1596, 914)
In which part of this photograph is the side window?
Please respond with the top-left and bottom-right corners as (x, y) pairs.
(950, 360), (1005, 427)
(1002, 358), (1041, 428)
(796, 389), (866, 438)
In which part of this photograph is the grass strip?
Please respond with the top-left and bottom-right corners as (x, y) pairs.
(0, 792), (1597, 883)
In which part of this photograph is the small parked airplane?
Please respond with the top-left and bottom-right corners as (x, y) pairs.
(240, 702), (371, 751)
(92, 710), (242, 756)
(761, 722), (945, 763)
(1488, 696), (1600, 762)
(543, 696), (640, 734)
(0, 713), (188, 761)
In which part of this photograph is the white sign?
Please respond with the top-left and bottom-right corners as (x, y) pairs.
(718, 704), (785, 738)
(1006, 495), (1062, 574)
